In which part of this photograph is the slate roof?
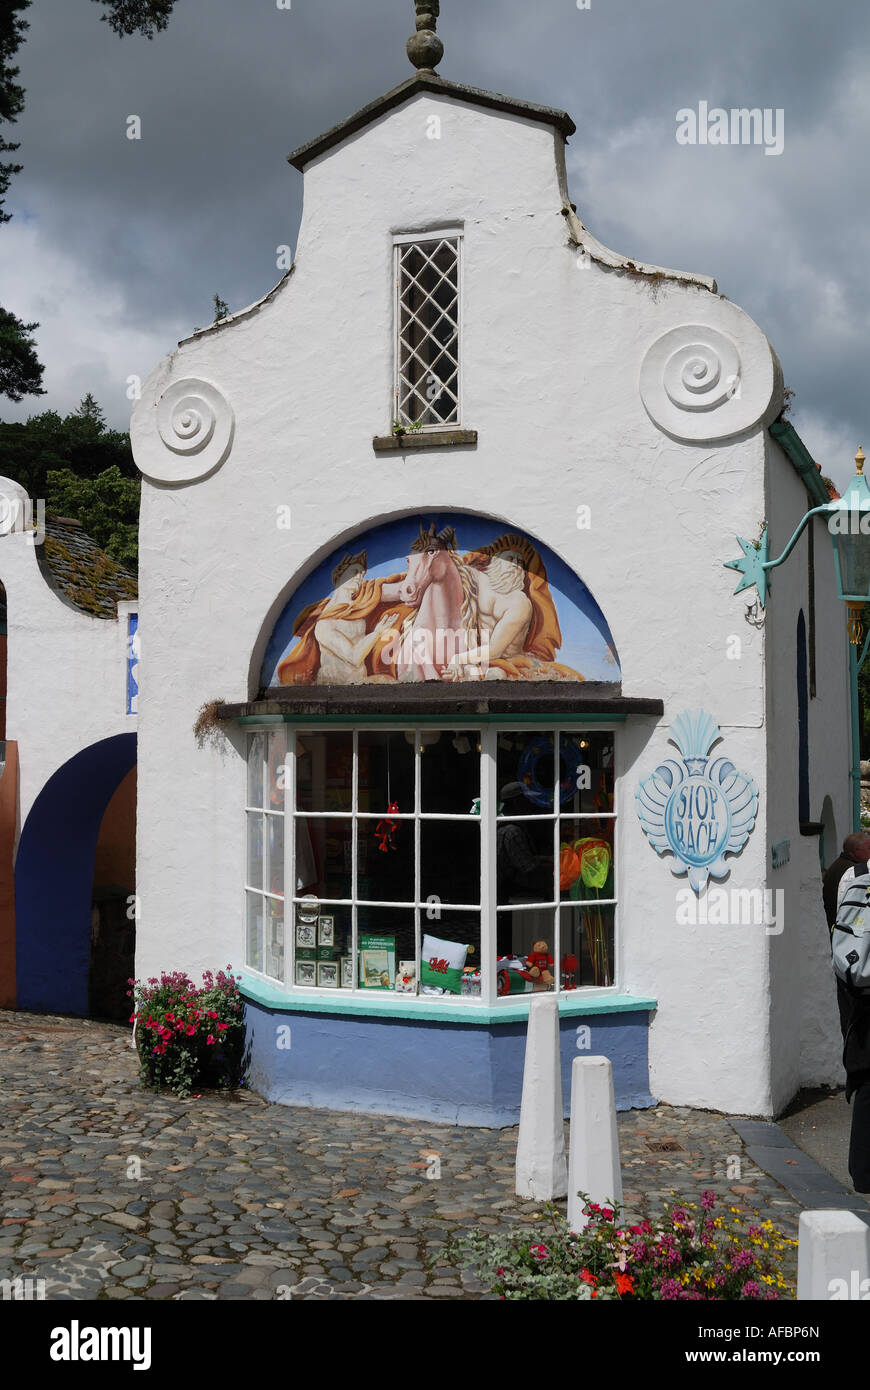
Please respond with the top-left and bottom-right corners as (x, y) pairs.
(38, 516), (137, 620)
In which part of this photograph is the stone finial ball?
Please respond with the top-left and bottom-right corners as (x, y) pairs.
(407, 29), (444, 70)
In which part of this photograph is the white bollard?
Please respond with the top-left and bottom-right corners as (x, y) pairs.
(515, 993), (568, 1200)
(567, 1055), (623, 1232)
(797, 1209), (870, 1300)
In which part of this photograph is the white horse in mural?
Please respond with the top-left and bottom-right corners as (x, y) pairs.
(389, 526), (533, 681)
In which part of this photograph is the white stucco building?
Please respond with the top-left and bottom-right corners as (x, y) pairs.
(0, 482), (138, 1018)
(127, 9), (851, 1125)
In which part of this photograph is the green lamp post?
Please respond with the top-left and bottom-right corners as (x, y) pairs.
(725, 447), (870, 831)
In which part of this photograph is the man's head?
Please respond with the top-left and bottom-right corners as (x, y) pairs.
(331, 551), (367, 600)
(500, 781), (528, 813)
(843, 832), (870, 863)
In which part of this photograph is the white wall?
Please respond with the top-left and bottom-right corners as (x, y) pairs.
(762, 435), (850, 1103)
(131, 88), (844, 1114)
(0, 505), (134, 836)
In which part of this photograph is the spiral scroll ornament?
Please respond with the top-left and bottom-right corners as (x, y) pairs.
(640, 323), (779, 443)
(663, 334), (739, 413)
(134, 377), (234, 484)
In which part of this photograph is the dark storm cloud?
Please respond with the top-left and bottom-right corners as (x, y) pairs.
(3, 0), (870, 487)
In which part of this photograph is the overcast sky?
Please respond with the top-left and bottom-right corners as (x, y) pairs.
(2, 0), (869, 488)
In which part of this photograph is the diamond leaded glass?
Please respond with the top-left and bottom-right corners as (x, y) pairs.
(395, 238), (460, 427)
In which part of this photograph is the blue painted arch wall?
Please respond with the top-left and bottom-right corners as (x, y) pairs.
(15, 733), (137, 1016)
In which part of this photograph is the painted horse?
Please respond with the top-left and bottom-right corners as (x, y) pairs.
(393, 524), (479, 681)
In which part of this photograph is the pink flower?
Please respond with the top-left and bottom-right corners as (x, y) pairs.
(186, 1025), (195, 1036)
(206, 1034), (215, 1045)
(208, 1011), (218, 1019)
(529, 1244), (549, 1261)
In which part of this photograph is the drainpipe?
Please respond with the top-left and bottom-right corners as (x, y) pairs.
(851, 643), (861, 832)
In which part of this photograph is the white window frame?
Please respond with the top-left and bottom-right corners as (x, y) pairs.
(244, 722), (618, 1007)
(393, 228), (463, 432)
(244, 726), (288, 984)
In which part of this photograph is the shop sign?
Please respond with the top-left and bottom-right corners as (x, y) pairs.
(635, 709), (758, 893)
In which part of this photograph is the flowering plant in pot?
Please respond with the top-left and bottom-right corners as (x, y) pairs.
(129, 967), (246, 1098)
(444, 1192), (796, 1300)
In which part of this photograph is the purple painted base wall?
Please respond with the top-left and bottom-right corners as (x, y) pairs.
(244, 1001), (655, 1127)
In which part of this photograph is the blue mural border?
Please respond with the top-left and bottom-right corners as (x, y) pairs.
(262, 511), (620, 688)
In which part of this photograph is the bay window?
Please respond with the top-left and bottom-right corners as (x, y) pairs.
(244, 724), (616, 1002)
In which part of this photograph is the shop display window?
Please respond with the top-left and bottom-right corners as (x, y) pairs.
(244, 726), (616, 1001)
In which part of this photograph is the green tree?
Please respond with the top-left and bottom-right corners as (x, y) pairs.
(73, 391), (106, 429)
(0, 305), (44, 400)
(45, 464), (140, 572)
(213, 294), (230, 322)
(0, 393), (140, 567)
(0, 3), (44, 399)
(91, 0), (178, 39)
(0, 0), (181, 401)
(0, 1), (29, 224)
(858, 606), (870, 760)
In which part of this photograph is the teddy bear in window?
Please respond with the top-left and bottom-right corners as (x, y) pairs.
(524, 940), (555, 986)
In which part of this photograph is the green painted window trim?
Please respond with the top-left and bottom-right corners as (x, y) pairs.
(239, 970), (655, 1023)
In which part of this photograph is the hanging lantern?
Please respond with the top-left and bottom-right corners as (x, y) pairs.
(827, 448), (870, 645)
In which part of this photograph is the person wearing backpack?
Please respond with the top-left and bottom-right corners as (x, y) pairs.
(828, 835), (870, 1192)
(824, 833), (870, 1034)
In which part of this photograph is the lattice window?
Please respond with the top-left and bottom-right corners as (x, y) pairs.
(395, 235), (460, 428)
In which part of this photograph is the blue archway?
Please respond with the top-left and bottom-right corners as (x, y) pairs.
(15, 733), (137, 1016)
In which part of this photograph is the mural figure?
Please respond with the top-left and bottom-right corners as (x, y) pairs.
(275, 520), (599, 686)
(313, 552), (400, 684)
(277, 551), (402, 686)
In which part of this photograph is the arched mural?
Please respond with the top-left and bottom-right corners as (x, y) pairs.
(262, 513), (619, 688)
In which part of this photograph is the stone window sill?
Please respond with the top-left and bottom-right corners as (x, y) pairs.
(372, 428), (478, 453)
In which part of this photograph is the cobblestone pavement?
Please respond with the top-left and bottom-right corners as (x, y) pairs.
(0, 1012), (806, 1300)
